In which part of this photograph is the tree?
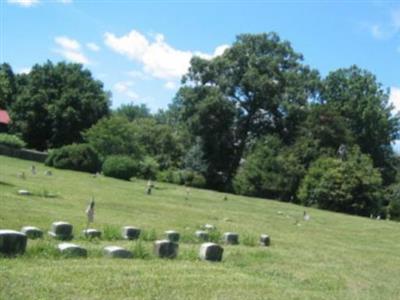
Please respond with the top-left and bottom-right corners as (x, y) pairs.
(83, 116), (143, 160)
(114, 103), (151, 121)
(321, 66), (400, 184)
(175, 33), (320, 188)
(10, 61), (110, 150)
(0, 63), (17, 109)
(298, 147), (383, 216)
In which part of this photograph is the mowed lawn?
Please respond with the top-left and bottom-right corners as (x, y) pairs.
(1, 155), (400, 300)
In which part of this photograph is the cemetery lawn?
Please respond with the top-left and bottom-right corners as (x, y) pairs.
(1, 155), (400, 300)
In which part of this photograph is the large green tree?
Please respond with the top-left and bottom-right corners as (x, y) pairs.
(321, 66), (400, 184)
(10, 61), (110, 150)
(0, 63), (17, 109)
(175, 33), (320, 188)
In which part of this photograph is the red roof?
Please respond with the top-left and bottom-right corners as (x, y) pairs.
(0, 110), (11, 125)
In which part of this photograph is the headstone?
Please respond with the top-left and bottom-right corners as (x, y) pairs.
(165, 230), (180, 242)
(154, 240), (178, 258)
(21, 226), (43, 239)
(203, 224), (215, 231)
(44, 170), (52, 176)
(0, 230), (27, 256)
(103, 246), (133, 259)
(260, 234), (270, 246)
(199, 242), (224, 262)
(122, 226), (141, 240)
(57, 243), (87, 257)
(223, 232), (239, 245)
(82, 229), (102, 239)
(49, 221), (73, 240)
(31, 165), (36, 175)
(195, 230), (209, 241)
(18, 189), (30, 195)
(17, 172), (26, 179)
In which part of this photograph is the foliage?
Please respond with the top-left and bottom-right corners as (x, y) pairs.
(114, 103), (151, 121)
(298, 148), (383, 216)
(0, 133), (26, 149)
(321, 66), (400, 184)
(0, 63), (17, 109)
(84, 116), (144, 160)
(9, 61), (110, 150)
(386, 183), (400, 221)
(234, 135), (304, 201)
(45, 143), (101, 173)
(139, 156), (159, 180)
(156, 169), (206, 188)
(102, 155), (139, 180)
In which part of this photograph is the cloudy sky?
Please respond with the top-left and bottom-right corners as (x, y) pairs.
(1, 0), (399, 114)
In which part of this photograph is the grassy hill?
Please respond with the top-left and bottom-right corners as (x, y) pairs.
(1, 155), (400, 300)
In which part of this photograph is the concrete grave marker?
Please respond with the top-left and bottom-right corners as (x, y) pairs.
(49, 221), (73, 240)
(165, 230), (180, 242)
(203, 224), (216, 231)
(154, 240), (178, 258)
(82, 228), (102, 239)
(18, 189), (30, 196)
(199, 242), (224, 262)
(57, 243), (87, 257)
(103, 246), (133, 259)
(195, 230), (209, 241)
(0, 230), (27, 256)
(260, 234), (270, 246)
(21, 226), (43, 239)
(223, 232), (239, 245)
(122, 226), (141, 240)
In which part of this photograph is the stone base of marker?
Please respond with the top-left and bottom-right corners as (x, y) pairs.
(260, 234), (270, 246)
(58, 243), (87, 257)
(154, 240), (178, 258)
(49, 221), (73, 240)
(0, 230), (27, 256)
(122, 226), (141, 240)
(199, 243), (224, 262)
(195, 230), (209, 241)
(165, 230), (180, 242)
(21, 226), (43, 239)
(103, 246), (133, 259)
(82, 229), (102, 239)
(223, 232), (239, 245)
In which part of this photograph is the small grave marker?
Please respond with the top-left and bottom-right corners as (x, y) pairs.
(154, 240), (178, 258)
(21, 226), (43, 239)
(260, 234), (270, 246)
(122, 226), (141, 240)
(103, 246), (133, 259)
(82, 228), (102, 239)
(57, 243), (87, 257)
(195, 230), (209, 241)
(18, 189), (30, 196)
(165, 230), (180, 242)
(199, 242), (224, 262)
(49, 221), (73, 240)
(223, 232), (239, 245)
(0, 230), (27, 256)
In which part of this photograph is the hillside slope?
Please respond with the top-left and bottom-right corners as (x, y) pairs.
(1, 155), (400, 300)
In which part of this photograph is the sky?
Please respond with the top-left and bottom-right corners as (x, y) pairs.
(1, 0), (399, 115)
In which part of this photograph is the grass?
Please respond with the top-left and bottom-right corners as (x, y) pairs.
(1, 155), (400, 299)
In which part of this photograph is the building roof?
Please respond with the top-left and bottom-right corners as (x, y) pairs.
(0, 110), (11, 125)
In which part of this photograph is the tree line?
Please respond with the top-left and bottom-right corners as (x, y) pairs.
(1, 32), (400, 219)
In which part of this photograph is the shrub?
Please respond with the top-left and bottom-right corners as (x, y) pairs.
(386, 184), (400, 221)
(102, 155), (139, 180)
(139, 156), (159, 180)
(0, 133), (26, 149)
(298, 147), (382, 216)
(156, 169), (206, 188)
(45, 143), (101, 173)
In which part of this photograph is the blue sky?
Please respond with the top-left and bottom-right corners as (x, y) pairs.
(1, 0), (399, 114)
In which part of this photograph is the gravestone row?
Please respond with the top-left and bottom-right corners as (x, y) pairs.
(1, 221), (271, 262)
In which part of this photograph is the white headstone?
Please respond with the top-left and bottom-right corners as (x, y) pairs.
(199, 242), (224, 262)
(18, 189), (30, 195)
(165, 230), (180, 242)
(103, 246), (133, 258)
(122, 226), (141, 240)
(21, 226), (43, 239)
(260, 234), (270, 246)
(0, 229), (27, 256)
(195, 230), (209, 241)
(154, 240), (178, 258)
(57, 243), (87, 257)
(223, 232), (239, 245)
(49, 221), (73, 240)
(82, 229), (101, 239)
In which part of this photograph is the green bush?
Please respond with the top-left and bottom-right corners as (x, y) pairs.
(0, 133), (26, 149)
(139, 156), (159, 180)
(156, 169), (206, 188)
(102, 155), (139, 180)
(45, 143), (101, 173)
(298, 148), (382, 216)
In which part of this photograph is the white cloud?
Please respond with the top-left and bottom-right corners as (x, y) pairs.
(113, 81), (139, 100)
(390, 87), (400, 113)
(368, 8), (400, 40)
(7, 0), (39, 7)
(58, 0), (72, 3)
(104, 30), (229, 81)
(54, 36), (90, 65)
(164, 81), (177, 90)
(86, 42), (100, 52)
